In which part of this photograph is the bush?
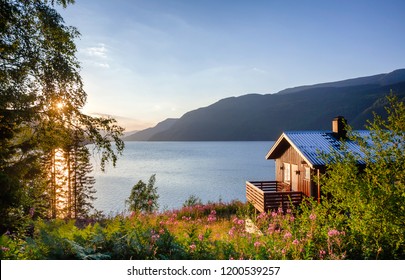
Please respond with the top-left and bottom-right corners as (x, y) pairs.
(318, 94), (405, 259)
(126, 175), (159, 213)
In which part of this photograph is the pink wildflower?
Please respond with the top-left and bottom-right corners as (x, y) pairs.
(207, 210), (217, 222)
(151, 234), (160, 242)
(319, 249), (326, 259)
(281, 249), (286, 255)
(1, 247), (10, 252)
(198, 234), (204, 241)
(207, 215), (216, 223)
(290, 215), (295, 222)
(150, 230), (160, 242)
(284, 231), (292, 239)
(328, 229), (340, 237)
(254, 241), (262, 248)
(228, 227), (235, 236)
(292, 239), (299, 245)
(309, 213), (316, 221)
(189, 244), (196, 251)
(233, 218), (244, 225)
(271, 211), (277, 217)
(267, 224), (274, 234)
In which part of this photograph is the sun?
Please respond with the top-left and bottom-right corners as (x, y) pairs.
(56, 101), (64, 110)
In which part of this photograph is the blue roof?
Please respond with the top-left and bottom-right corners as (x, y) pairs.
(266, 130), (371, 167)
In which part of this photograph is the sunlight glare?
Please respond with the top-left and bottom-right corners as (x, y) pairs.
(56, 101), (64, 110)
(53, 148), (69, 217)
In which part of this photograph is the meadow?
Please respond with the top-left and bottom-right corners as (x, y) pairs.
(0, 200), (348, 260)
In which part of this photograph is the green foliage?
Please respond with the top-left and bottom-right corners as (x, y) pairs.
(0, 200), (351, 260)
(126, 175), (159, 213)
(183, 195), (202, 207)
(65, 144), (97, 219)
(1, 0), (124, 232)
(319, 93), (405, 259)
(174, 200), (246, 221)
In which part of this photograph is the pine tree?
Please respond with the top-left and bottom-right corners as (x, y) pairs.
(1, 0), (124, 232)
(70, 145), (96, 219)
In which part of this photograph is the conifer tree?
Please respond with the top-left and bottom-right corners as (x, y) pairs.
(69, 145), (96, 219)
(0, 0), (124, 232)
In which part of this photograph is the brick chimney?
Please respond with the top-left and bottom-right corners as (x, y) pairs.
(332, 116), (347, 139)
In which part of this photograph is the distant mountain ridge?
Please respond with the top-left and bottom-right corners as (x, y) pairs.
(125, 69), (405, 141)
(123, 118), (178, 141)
(278, 69), (405, 94)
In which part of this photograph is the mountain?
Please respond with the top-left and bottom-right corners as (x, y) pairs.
(128, 69), (405, 141)
(123, 118), (178, 141)
(122, 130), (139, 138)
(278, 69), (405, 95)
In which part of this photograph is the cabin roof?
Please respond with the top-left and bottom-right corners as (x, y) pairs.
(266, 130), (371, 168)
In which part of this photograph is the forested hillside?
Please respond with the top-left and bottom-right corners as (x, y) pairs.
(126, 69), (405, 141)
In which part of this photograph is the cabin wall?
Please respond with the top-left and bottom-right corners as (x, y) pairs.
(274, 146), (314, 198)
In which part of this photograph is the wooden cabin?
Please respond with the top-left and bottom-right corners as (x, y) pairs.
(246, 116), (369, 212)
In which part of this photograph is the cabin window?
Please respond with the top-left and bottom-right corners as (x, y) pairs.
(305, 167), (311, 180)
(283, 163), (291, 183)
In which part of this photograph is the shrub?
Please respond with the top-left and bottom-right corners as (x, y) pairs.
(319, 94), (405, 259)
(126, 175), (159, 213)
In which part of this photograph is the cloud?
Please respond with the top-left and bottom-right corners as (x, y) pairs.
(95, 63), (110, 69)
(84, 43), (108, 58)
(251, 67), (268, 74)
(81, 43), (111, 69)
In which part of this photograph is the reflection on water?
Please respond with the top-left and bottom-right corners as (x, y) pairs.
(91, 141), (275, 215)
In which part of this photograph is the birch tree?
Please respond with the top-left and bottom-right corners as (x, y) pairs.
(0, 0), (124, 231)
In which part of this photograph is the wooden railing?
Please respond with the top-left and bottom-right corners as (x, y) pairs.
(246, 181), (303, 212)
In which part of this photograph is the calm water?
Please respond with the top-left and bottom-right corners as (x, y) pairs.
(91, 141), (275, 214)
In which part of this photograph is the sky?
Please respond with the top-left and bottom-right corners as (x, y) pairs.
(58, 0), (405, 131)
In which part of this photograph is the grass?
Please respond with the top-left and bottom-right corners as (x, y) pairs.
(0, 199), (349, 260)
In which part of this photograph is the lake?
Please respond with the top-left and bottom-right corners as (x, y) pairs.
(91, 141), (275, 214)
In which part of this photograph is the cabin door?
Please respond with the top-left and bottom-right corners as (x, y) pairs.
(291, 164), (299, 191)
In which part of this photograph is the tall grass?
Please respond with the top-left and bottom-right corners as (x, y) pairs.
(0, 199), (350, 260)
